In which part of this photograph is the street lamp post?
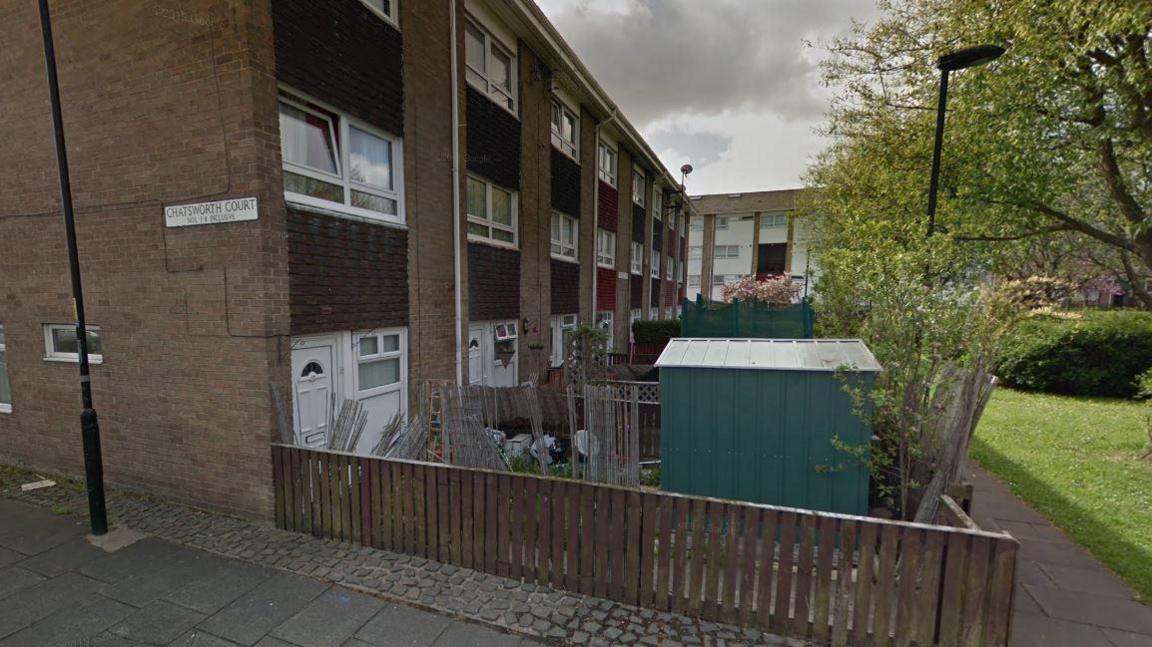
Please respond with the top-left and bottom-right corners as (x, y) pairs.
(38, 0), (108, 536)
(926, 44), (1005, 238)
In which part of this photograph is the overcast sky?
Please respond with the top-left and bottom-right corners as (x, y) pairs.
(535, 0), (879, 195)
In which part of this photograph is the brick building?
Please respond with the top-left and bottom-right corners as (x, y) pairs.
(0, 0), (692, 517)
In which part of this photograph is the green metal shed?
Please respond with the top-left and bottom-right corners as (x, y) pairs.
(655, 338), (881, 515)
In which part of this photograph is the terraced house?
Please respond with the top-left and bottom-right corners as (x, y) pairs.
(0, 0), (692, 517)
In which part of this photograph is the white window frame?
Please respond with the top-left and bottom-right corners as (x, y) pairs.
(596, 229), (616, 268)
(464, 17), (518, 115)
(467, 174), (518, 248)
(666, 257), (674, 280)
(359, 0), (398, 27)
(717, 216), (729, 230)
(715, 244), (740, 259)
(632, 168), (646, 206)
(0, 325), (9, 413)
(551, 100), (579, 159)
(354, 329), (407, 400)
(595, 311), (614, 351)
(44, 324), (103, 365)
(689, 275), (700, 287)
(550, 315), (578, 367)
(650, 307), (659, 320)
(630, 241), (643, 275)
(760, 213), (789, 228)
(689, 246), (702, 259)
(666, 307), (675, 320)
(279, 89), (405, 226)
(690, 219), (703, 231)
(598, 141), (618, 186)
(551, 211), (578, 262)
(653, 189), (663, 224)
(651, 252), (660, 278)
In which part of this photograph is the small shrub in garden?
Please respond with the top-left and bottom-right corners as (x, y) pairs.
(632, 319), (681, 345)
(996, 311), (1152, 397)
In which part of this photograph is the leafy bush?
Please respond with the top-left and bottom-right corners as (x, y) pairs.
(996, 311), (1152, 398)
(1135, 367), (1152, 400)
(632, 319), (681, 345)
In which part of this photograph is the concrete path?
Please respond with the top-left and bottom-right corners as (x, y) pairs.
(0, 498), (543, 647)
(963, 464), (1152, 647)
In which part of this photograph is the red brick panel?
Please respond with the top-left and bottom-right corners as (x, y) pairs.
(598, 181), (619, 232)
(288, 210), (408, 335)
(596, 267), (616, 311)
(469, 243), (521, 321)
(663, 280), (676, 306)
(551, 259), (580, 315)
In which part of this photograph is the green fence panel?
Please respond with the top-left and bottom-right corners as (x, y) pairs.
(680, 297), (813, 339)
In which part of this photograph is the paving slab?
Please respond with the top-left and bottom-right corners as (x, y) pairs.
(1026, 584), (1152, 635)
(0, 549), (22, 570)
(17, 537), (108, 577)
(355, 604), (452, 646)
(1102, 629), (1152, 646)
(79, 537), (192, 584)
(1016, 536), (1107, 571)
(100, 544), (227, 608)
(0, 500), (85, 556)
(430, 622), (527, 646)
(169, 628), (244, 646)
(270, 588), (384, 647)
(994, 519), (1076, 544)
(0, 595), (135, 647)
(197, 572), (329, 646)
(1038, 563), (1140, 599)
(108, 599), (206, 644)
(1010, 611), (1113, 647)
(0, 572), (105, 639)
(0, 568), (46, 602)
(164, 561), (274, 615)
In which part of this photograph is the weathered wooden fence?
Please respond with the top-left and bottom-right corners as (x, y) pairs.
(271, 445), (1017, 646)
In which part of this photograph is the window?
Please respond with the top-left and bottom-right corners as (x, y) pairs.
(651, 252), (661, 278)
(689, 275), (700, 287)
(714, 244), (741, 259)
(595, 311), (614, 351)
(760, 213), (789, 228)
(650, 308), (659, 320)
(467, 175), (517, 246)
(279, 92), (403, 224)
(632, 168), (645, 206)
(666, 257), (674, 280)
(359, 0), (398, 25)
(465, 19), (516, 113)
(551, 315), (577, 367)
(44, 324), (102, 364)
(665, 307), (674, 320)
(551, 101), (578, 158)
(0, 326), (10, 413)
(631, 309), (641, 324)
(653, 190), (663, 223)
(356, 331), (403, 394)
(631, 241), (643, 275)
(688, 246), (702, 259)
(690, 219), (703, 231)
(713, 274), (729, 285)
(551, 211), (578, 261)
(717, 216), (729, 230)
(596, 229), (615, 268)
(598, 141), (617, 186)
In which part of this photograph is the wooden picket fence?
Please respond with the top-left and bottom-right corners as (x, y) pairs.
(271, 445), (1017, 646)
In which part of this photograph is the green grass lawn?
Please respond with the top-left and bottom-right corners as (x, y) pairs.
(971, 388), (1152, 599)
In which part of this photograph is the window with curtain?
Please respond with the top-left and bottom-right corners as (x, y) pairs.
(467, 175), (517, 246)
(596, 229), (615, 268)
(464, 18), (516, 113)
(551, 212), (578, 260)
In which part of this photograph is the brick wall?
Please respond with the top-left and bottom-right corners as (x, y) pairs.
(287, 209), (408, 335)
(550, 148), (581, 217)
(614, 148), (635, 347)
(598, 181), (618, 232)
(551, 260), (580, 315)
(632, 203), (646, 243)
(651, 278), (661, 307)
(468, 243), (520, 321)
(596, 268), (616, 311)
(0, 0), (288, 518)
(578, 106), (598, 323)
(516, 44), (551, 379)
(631, 276), (644, 309)
(272, 0), (403, 136)
(467, 87), (521, 190)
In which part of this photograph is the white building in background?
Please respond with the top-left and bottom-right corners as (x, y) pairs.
(686, 189), (818, 302)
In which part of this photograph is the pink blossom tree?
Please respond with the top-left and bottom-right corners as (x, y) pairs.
(720, 275), (801, 306)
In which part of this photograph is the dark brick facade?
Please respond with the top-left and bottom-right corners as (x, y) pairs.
(596, 267), (616, 311)
(632, 204), (646, 243)
(653, 220), (663, 253)
(467, 87), (521, 190)
(287, 210), (409, 335)
(468, 243), (520, 321)
(651, 278), (661, 307)
(597, 181), (618, 232)
(550, 148), (581, 217)
(551, 260), (580, 314)
(272, 0), (404, 136)
(631, 276), (644, 309)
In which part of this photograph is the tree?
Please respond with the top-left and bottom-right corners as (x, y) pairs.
(719, 275), (800, 305)
(809, 0), (1152, 303)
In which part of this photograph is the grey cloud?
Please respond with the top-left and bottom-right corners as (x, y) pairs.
(539, 0), (876, 126)
(645, 127), (733, 170)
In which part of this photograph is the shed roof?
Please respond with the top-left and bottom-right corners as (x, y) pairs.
(655, 339), (882, 372)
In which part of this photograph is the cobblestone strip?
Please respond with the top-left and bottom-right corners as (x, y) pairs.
(0, 467), (806, 647)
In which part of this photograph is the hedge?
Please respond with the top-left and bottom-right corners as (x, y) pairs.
(996, 310), (1152, 398)
(632, 319), (681, 345)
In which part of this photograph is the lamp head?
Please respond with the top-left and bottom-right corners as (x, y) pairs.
(937, 44), (1005, 71)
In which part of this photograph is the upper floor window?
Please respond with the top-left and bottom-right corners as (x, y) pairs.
(359, 0), (398, 26)
(688, 275), (700, 287)
(632, 168), (646, 206)
(666, 257), (675, 280)
(551, 211), (578, 261)
(551, 101), (578, 159)
(690, 219), (703, 231)
(653, 189), (663, 223)
(0, 325), (10, 413)
(596, 229), (616, 268)
(715, 244), (741, 259)
(631, 241), (643, 275)
(761, 213), (789, 228)
(465, 19), (516, 114)
(44, 324), (103, 364)
(689, 246), (702, 259)
(467, 175), (517, 247)
(717, 216), (729, 230)
(651, 252), (660, 278)
(279, 91), (403, 225)
(598, 142), (617, 186)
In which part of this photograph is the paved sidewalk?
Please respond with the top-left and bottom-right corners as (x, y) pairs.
(0, 498), (545, 646)
(0, 468), (797, 647)
(963, 463), (1152, 647)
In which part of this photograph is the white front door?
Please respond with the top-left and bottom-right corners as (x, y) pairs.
(352, 329), (407, 454)
(468, 321), (518, 387)
(468, 325), (484, 386)
(291, 337), (337, 447)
